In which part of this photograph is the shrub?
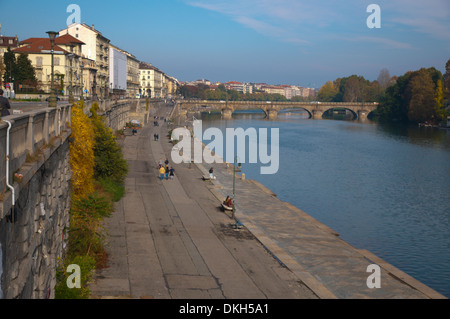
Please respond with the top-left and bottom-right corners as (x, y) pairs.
(69, 101), (95, 198)
(91, 104), (128, 184)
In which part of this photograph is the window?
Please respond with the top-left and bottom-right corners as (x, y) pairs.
(36, 57), (43, 66)
(8, 39), (13, 44)
(55, 57), (60, 66)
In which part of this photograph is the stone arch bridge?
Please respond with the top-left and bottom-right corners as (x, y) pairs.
(176, 100), (378, 121)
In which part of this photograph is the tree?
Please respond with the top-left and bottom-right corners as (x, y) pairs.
(343, 76), (361, 102)
(0, 58), (5, 87)
(444, 59), (450, 100)
(434, 79), (446, 122)
(407, 69), (436, 123)
(90, 103), (128, 184)
(377, 68), (391, 90)
(375, 72), (412, 122)
(69, 101), (96, 199)
(317, 81), (338, 102)
(2, 48), (16, 84)
(15, 53), (38, 90)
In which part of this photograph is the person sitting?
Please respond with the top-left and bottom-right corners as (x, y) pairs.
(223, 196), (233, 207)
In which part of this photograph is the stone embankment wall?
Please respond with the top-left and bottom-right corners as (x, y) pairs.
(0, 105), (72, 299)
(0, 100), (141, 299)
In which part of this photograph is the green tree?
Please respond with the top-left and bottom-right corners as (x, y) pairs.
(0, 57), (5, 87)
(375, 72), (413, 122)
(2, 48), (16, 84)
(407, 69), (436, 123)
(15, 53), (38, 90)
(90, 104), (128, 184)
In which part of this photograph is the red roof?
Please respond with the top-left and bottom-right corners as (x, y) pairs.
(226, 81), (242, 85)
(14, 38), (69, 54)
(55, 33), (85, 45)
(0, 36), (19, 48)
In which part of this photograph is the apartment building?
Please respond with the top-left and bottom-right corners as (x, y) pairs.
(60, 23), (110, 99)
(0, 35), (19, 58)
(225, 81), (253, 94)
(139, 61), (163, 98)
(14, 34), (85, 97)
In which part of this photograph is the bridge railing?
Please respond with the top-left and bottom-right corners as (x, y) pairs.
(0, 105), (72, 195)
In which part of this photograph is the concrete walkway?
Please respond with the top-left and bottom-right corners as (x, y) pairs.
(89, 104), (446, 299)
(89, 105), (316, 299)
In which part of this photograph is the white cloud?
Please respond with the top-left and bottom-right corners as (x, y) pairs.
(384, 0), (450, 39)
(186, 0), (450, 45)
(346, 36), (413, 49)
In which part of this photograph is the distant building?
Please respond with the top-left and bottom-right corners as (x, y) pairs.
(225, 81), (253, 94)
(261, 85), (285, 96)
(0, 35), (19, 58)
(139, 62), (163, 98)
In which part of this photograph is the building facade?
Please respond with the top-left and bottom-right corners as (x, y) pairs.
(60, 23), (110, 99)
(14, 34), (85, 98)
(139, 62), (163, 98)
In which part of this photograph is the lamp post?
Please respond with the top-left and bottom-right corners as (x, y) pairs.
(232, 156), (241, 221)
(80, 62), (84, 101)
(46, 31), (58, 107)
(67, 53), (74, 104)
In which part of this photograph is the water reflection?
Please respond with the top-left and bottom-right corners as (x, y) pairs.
(199, 113), (450, 298)
(376, 122), (450, 150)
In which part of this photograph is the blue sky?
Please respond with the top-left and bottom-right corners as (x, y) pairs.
(1, 0), (449, 88)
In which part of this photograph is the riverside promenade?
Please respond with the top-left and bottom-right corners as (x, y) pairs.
(89, 104), (446, 299)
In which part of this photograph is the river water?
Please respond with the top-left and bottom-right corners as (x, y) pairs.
(199, 110), (450, 298)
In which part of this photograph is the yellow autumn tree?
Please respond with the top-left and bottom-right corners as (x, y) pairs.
(69, 101), (95, 198)
(434, 79), (446, 122)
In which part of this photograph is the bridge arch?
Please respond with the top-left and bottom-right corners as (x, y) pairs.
(278, 107), (312, 119)
(322, 107), (358, 120)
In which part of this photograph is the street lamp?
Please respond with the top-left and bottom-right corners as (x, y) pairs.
(46, 31), (58, 107)
(232, 156), (241, 221)
(67, 53), (74, 104)
(80, 62), (84, 101)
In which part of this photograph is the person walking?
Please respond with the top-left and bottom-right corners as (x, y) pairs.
(0, 89), (11, 117)
(209, 167), (214, 179)
(169, 167), (175, 180)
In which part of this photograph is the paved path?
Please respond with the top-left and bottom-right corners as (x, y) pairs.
(90, 104), (446, 299)
(89, 105), (316, 299)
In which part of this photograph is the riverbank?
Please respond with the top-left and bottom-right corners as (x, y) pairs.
(174, 109), (446, 299)
(89, 104), (446, 299)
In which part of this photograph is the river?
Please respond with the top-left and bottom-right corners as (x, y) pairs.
(199, 110), (450, 298)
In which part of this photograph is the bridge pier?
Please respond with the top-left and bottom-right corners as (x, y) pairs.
(312, 110), (323, 120)
(358, 110), (369, 122)
(222, 108), (233, 120)
(267, 109), (278, 120)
